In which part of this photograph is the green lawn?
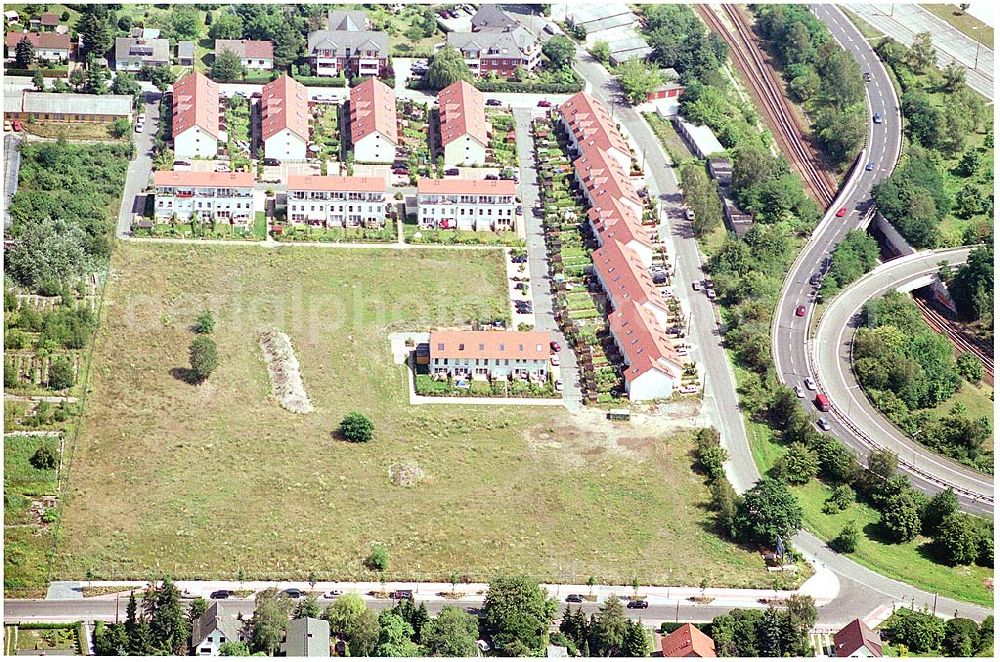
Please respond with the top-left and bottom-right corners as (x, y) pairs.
(4, 526), (55, 592)
(929, 379), (994, 445)
(404, 224), (524, 247)
(14, 626), (80, 653)
(4, 436), (59, 497)
(50, 242), (790, 591)
(920, 4), (993, 47)
(253, 212), (268, 240)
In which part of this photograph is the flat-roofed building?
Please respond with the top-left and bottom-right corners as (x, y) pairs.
(429, 330), (551, 382)
(349, 77), (397, 164)
(154, 171), (256, 223)
(558, 92), (632, 172)
(286, 175), (387, 228)
(3, 90), (132, 123)
(674, 117), (725, 159)
(261, 74), (309, 162)
(416, 178), (517, 233)
(438, 80), (488, 167)
(172, 71), (219, 159)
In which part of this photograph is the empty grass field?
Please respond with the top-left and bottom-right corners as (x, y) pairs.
(52, 242), (783, 589)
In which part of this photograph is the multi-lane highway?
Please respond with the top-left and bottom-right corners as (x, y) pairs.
(772, 6), (993, 515)
(813, 248), (993, 514)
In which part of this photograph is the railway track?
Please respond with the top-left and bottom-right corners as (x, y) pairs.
(697, 4), (838, 205)
(913, 296), (994, 384)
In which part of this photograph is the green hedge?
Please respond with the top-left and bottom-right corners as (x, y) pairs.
(4, 67), (67, 77)
(407, 77), (584, 95)
(291, 74), (347, 87)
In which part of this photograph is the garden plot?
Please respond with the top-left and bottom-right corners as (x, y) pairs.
(310, 101), (342, 167)
(487, 110), (518, 173)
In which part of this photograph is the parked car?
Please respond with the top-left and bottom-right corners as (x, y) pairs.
(323, 590), (342, 599)
(263, 158), (281, 166)
(210, 590), (232, 600)
(484, 173), (498, 180)
(172, 160), (191, 170)
(134, 122), (144, 133)
(692, 281), (702, 291)
(390, 590), (413, 600)
(550, 341), (562, 353)
(704, 278), (714, 289)
(537, 100), (552, 107)
(684, 208), (696, 221)
(794, 385), (805, 398)
(543, 22), (559, 35)
(11, 120), (23, 132)
(550, 354), (560, 366)
(516, 205), (523, 215)
(511, 253), (527, 264)
(444, 167), (460, 176)
(809, 273), (822, 286)
(565, 594), (583, 603)
(795, 305), (806, 317)
(706, 288), (717, 300)
(865, 162), (875, 171)
(817, 417), (831, 431)
(555, 379), (564, 392)
(804, 377), (817, 391)
(282, 588), (306, 599)
(627, 600), (649, 610)
(486, 98), (503, 107)
(392, 167), (409, 175)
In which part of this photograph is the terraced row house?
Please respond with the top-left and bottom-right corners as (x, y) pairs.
(558, 91), (687, 401)
(427, 330), (552, 382)
(416, 179), (517, 233)
(154, 171), (256, 224)
(286, 175), (388, 228)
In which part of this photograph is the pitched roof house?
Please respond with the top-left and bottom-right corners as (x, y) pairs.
(587, 200), (655, 267)
(470, 4), (519, 31)
(447, 27), (542, 78)
(306, 29), (388, 78)
(260, 74), (310, 161)
(215, 39), (274, 69)
(660, 623), (717, 658)
(280, 617), (331, 657)
(438, 80), (488, 166)
(572, 147), (642, 217)
(39, 12), (60, 28)
(592, 238), (670, 327)
(114, 36), (170, 71)
(172, 71), (220, 159)
(5, 31), (71, 61)
(327, 9), (371, 31)
(559, 92), (632, 172)
(191, 603), (244, 656)
(349, 77), (397, 163)
(428, 330), (552, 382)
(832, 619), (883, 657)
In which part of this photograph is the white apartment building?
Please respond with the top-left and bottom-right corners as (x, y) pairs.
(429, 330), (552, 382)
(286, 175), (387, 228)
(438, 80), (488, 167)
(416, 179), (517, 233)
(154, 171), (256, 223)
(261, 75), (310, 162)
(172, 71), (219, 160)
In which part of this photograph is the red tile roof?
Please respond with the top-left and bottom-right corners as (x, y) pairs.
(592, 239), (664, 313)
(429, 330), (550, 361)
(660, 624), (717, 658)
(40, 13), (60, 26)
(559, 92), (631, 159)
(154, 170), (254, 188)
(172, 71), (219, 139)
(833, 619), (883, 657)
(588, 200), (654, 251)
(416, 178), (516, 196)
(438, 80), (487, 147)
(287, 175), (386, 193)
(5, 31), (71, 50)
(613, 300), (684, 383)
(215, 39), (273, 60)
(573, 148), (640, 207)
(261, 74), (309, 142)
(350, 77), (397, 146)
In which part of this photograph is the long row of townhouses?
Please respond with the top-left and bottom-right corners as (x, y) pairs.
(558, 92), (688, 401)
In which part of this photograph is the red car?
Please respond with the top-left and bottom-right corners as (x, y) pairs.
(795, 305), (806, 317)
(835, 207), (847, 217)
(537, 100), (552, 108)
(549, 341), (561, 353)
(11, 120), (23, 132)
(392, 167), (409, 175)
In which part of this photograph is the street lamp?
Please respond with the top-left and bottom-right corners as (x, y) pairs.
(969, 25), (984, 70)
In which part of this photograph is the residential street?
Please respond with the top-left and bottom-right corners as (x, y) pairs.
(115, 91), (160, 237)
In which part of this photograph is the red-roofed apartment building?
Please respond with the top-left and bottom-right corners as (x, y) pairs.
(286, 175), (387, 228)
(172, 71), (219, 159)
(592, 239), (671, 330)
(154, 171), (256, 224)
(5, 31), (70, 62)
(573, 148), (642, 219)
(261, 74), (309, 162)
(832, 619), (883, 657)
(558, 92), (632, 173)
(438, 80), (488, 167)
(611, 300), (685, 401)
(350, 78), (397, 164)
(660, 624), (717, 658)
(429, 330), (551, 382)
(587, 201), (656, 267)
(416, 178), (517, 233)
(215, 39), (274, 70)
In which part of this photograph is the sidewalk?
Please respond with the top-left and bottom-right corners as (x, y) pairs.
(49, 576), (838, 609)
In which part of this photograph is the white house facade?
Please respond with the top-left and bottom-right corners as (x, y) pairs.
(416, 179), (517, 233)
(429, 330), (552, 382)
(286, 175), (387, 228)
(154, 171), (256, 223)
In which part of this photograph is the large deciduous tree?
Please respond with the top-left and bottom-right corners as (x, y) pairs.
(481, 575), (558, 656)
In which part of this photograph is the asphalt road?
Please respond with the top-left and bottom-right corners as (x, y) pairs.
(504, 5), (992, 623)
(844, 3), (994, 99)
(115, 91), (160, 237)
(3, 131), (22, 230)
(772, 6), (994, 515)
(812, 248), (993, 513)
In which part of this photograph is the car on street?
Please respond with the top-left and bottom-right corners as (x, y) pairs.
(817, 418), (831, 431)
(263, 158), (281, 166)
(550, 354), (560, 366)
(134, 121), (144, 133)
(706, 288), (717, 300)
(835, 207), (847, 217)
(390, 590), (413, 600)
(795, 305), (806, 317)
(282, 588), (306, 599)
(863, 72), (872, 82)
(444, 167), (460, 176)
(865, 162), (875, 171)
(873, 112), (882, 124)
(544, 22), (559, 35)
(323, 590), (342, 599)
(516, 205), (523, 215)
(794, 385), (805, 398)
(565, 594), (583, 603)
(537, 100), (552, 107)
(804, 377), (817, 391)
(486, 98), (503, 107)
(809, 273), (821, 286)
(550, 341), (561, 353)
(555, 379), (564, 392)
(627, 600), (649, 610)
(210, 590), (232, 600)
(692, 281), (701, 291)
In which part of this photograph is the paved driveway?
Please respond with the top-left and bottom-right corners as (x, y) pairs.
(116, 91), (160, 237)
